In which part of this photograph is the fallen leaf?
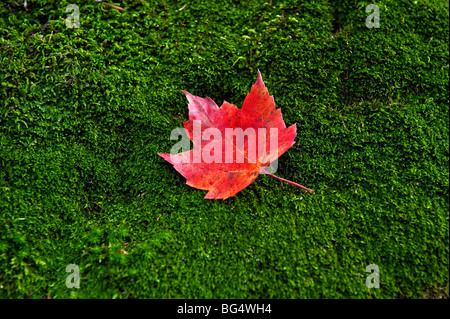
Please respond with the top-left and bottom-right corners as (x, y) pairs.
(159, 71), (312, 199)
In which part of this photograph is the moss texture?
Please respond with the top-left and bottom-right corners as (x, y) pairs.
(0, 0), (448, 298)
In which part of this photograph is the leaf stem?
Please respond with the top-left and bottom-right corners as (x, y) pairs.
(263, 172), (314, 194)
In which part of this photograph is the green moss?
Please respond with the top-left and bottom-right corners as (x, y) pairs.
(0, 0), (448, 298)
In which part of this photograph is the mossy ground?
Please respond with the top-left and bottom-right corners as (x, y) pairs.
(0, 0), (448, 298)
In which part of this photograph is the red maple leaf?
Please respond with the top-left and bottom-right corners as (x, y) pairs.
(158, 71), (313, 199)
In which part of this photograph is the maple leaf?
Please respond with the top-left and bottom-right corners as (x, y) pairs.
(158, 71), (313, 199)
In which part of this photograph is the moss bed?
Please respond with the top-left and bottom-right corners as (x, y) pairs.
(0, 0), (448, 298)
